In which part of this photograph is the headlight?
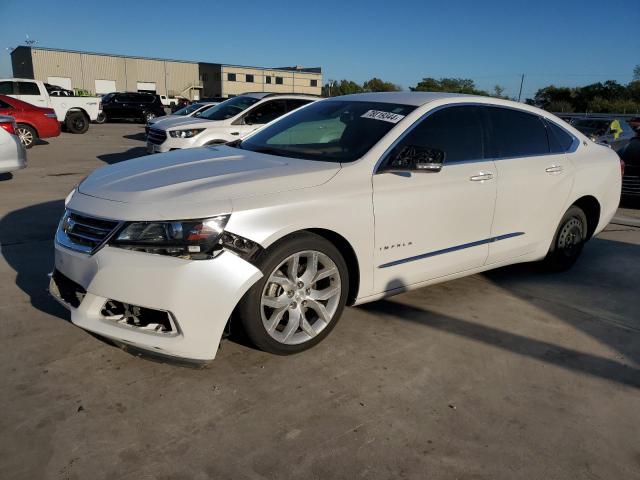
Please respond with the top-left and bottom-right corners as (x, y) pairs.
(168, 128), (205, 138)
(111, 215), (230, 259)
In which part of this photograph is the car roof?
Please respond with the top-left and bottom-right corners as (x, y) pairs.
(331, 91), (478, 106)
(241, 92), (319, 100)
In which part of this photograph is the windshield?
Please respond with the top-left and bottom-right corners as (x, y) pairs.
(173, 103), (206, 116)
(236, 100), (416, 162)
(199, 96), (260, 121)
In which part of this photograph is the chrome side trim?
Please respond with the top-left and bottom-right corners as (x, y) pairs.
(378, 232), (525, 269)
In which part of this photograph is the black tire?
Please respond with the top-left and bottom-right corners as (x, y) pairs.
(16, 124), (37, 149)
(543, 206), (588, 271)
(65, 112), (89, 134)
(237, 232), (349, 355)
(94, 112), (106, 124)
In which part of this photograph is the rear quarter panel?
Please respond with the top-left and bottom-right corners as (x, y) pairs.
(568, 142), (621, 235)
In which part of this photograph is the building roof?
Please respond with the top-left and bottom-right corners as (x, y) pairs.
(12, 46), (322, 75)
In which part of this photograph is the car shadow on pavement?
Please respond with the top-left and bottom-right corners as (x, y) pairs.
(362, 237), (640, 389)
(123, 132), (146, 141)
(0, 199), (68, 320)
(97, 147), (147, 164)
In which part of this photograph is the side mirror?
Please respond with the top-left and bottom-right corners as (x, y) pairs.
(194, 112), (201, 117)
(384, 145), (445, 173)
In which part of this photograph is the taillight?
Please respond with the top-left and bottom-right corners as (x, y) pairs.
(98, 102), (103, 111)
(620, 159), (625, 178)
(0, 120), (16, 135)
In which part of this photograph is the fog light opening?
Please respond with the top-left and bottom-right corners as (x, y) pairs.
(101, 300), (177, 335)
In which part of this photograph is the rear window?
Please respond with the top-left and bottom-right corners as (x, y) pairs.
(17, 82), (40, 95)
(484, 107), (549, 158)
(546, 120), (575, 153)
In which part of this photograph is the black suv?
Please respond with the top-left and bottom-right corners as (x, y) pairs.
(101, 92), (166, 123)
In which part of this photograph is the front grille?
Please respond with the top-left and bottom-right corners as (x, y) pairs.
(147, 128), (167, 145)
(56, 210), (120, 254)
(622, 175), (640, 195)
(50, 269), (86, 308)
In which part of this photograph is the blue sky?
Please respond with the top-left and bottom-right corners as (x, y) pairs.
(1, 0), (638, 99)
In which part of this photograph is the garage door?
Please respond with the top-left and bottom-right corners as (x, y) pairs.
(47, 76), (72, 90)
(95, 79), (116, 94)
(137, 82), (156, 93)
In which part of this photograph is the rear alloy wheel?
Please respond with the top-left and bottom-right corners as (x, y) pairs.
(16, 124), (37, 149)
(65, 112), (89, 134)
(238, 233), (349, 354)
(543, 206), (588, 271)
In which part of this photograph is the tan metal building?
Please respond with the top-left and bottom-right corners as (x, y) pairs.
(10, 46), (322, 99)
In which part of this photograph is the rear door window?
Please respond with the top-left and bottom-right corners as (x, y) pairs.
(484, 107), (549, 158)
(286, 99), (313, 112)
(16, 81), (41, 96)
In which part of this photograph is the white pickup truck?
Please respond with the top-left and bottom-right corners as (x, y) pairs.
(0, 78), (101, 133)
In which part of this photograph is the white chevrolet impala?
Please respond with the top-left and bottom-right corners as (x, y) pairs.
(51, 92), (622, 362)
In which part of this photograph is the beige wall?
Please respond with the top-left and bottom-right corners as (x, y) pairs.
(32, 49), (84, 90)
(27, 49), (321, 99)
(221, 66), (321, 96)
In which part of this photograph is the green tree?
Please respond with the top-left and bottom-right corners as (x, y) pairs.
(362, 77), (401, 92)
(410, 77), (488, 95)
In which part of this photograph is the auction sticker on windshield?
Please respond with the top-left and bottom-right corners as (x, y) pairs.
(361, 110), (405, 123)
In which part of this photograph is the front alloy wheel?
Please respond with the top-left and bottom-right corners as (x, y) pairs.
(261, 251), (341, 345)
(238, 233), (349, 354)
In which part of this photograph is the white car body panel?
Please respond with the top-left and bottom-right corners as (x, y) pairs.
(52, 92), (621, 361)
(0, 117), (27, 174)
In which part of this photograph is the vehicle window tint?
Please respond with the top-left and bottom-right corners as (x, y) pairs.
(240, 100), (416, 162)
(0, 98), (12, 108)
(545, 120), (575, 153)
(247, 100), (287, 124)
(0, 82), (15, 95)
(286, 99), (312, 112)
(115, 94), (129, 102)
(17, 82), (40, 95)
(393, 105), (484, 164)
(484, 107), (549, 158)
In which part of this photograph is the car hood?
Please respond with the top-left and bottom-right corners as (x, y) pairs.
(78, 145), (340, 208)
(154, 116), (222, 131)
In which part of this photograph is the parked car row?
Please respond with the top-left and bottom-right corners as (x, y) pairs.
(146, 92), (316, 153)
(0, 78), (101, 134)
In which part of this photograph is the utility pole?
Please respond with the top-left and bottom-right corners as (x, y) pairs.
(517, 74), (525, 102)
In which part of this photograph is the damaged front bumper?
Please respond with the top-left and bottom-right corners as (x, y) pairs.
(50, 243), (262, 361)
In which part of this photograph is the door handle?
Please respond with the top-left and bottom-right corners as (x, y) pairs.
(470, 172), (494, 182)
(230, 132), (240, 136)
(545, 165), (564, 173)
